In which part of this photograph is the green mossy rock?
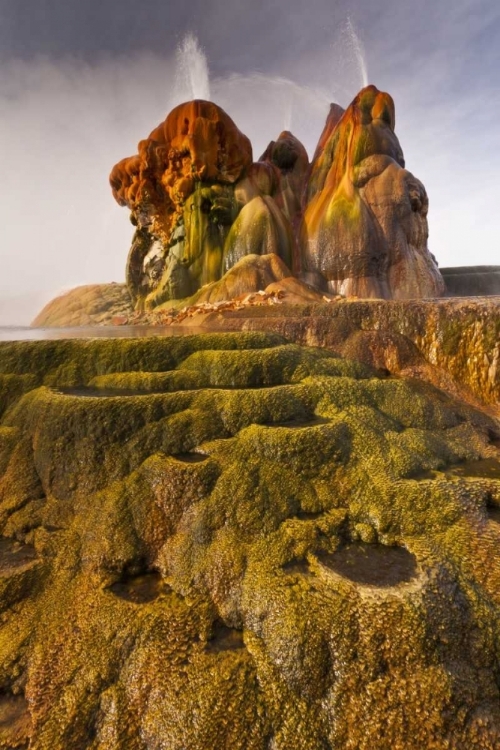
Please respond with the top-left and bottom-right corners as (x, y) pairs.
(0, 333), (499, 748)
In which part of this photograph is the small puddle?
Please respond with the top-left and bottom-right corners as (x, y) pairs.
(204, 383), (281, 390)
(52, 386), (152, 398)
(172, 453), (209, 464)
(52, 384), (283, 397)
(447, 459), (500, 480)
(108, 572), (170, 604)
(0, 538), (38, 576)
(295, 510), (323, 521)
(488, 508), (500, 525)
(206, 622), (245, 653)
(283, 558), (310, 574)
(317, 543), (417, 587)
(0, 694), (31, 745)
(488, 430), (500, 449)
(413, 459), (500, 482)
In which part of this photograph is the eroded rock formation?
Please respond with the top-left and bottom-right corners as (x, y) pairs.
(301, 86), (444, 299)
(0, 334), (499, 748)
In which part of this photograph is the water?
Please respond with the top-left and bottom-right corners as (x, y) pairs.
(283, 95), (293, 132)
(175, 33), (211, 101)
(345, 17), (369, 89)
(417, 459), (500, 481)
(0, 537), (38, 575)
(264, 416), (330, 430)
(0, 326), (214, 342)
(206, 621), (245, 653)
(108, 572), (170, 604)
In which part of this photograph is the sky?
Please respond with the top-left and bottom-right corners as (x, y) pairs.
(0, 0), (499, 324)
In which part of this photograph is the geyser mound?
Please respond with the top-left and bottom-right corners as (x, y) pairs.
(109, 86), (444, 312)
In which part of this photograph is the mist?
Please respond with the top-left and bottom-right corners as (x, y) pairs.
(0, 2), (498, 325)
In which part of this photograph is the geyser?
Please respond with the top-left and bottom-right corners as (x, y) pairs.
(175, 33), (211, 101)
(345, 16), (369, 89)
(110, 86), (444, 310)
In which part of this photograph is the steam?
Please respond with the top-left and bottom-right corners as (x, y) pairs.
(175, 33), (210, 101)
(345, 17), (369, 89)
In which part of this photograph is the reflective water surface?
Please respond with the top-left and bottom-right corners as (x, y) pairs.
(0, 326), (212, 341)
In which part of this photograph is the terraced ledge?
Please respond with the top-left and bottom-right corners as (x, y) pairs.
(0, 333), (499, 748)
(186, 297), (500, 409)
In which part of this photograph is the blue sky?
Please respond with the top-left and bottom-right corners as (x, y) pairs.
(0, 0), (498, 323)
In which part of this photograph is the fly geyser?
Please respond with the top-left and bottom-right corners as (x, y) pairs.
(109, 87), (444, 310)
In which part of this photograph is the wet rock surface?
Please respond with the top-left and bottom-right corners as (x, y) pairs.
(110, 100), (296, 308)
(0, 332), (499, 748)
(190, 295), (500, 410)
(302, 86), (443, 299)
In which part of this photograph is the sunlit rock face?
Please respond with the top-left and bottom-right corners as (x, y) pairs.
(300, 85), (445, 299)
(110, 100), (297, 308)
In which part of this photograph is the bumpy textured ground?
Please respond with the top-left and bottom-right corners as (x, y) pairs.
(0, 332), (500, 749)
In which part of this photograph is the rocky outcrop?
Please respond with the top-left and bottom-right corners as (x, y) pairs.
(0, 333), (499, 748)
(32, 284), (133, 328)
(110, 89), (444, 314)
(110, 101), (299, 309)
(260, 131), (309, 270)
(300, 86), (444, 299)
(162, 253), (333, 308)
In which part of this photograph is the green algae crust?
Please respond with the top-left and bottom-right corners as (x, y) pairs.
(0, 332), (499, 749)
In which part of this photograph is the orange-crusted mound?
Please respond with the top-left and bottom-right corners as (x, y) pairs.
(110, 101), (299, 309)
(109, 89), (443, 313)
(110, 100), (253, 218)
(300, 85), (444, 299)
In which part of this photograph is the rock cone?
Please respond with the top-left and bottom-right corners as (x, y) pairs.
(110, 101), (297, 309)
(300, 85), (444, 299)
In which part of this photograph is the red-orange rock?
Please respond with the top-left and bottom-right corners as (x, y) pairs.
(300, 86), (444, 299)
(110, 100), (297, 309)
